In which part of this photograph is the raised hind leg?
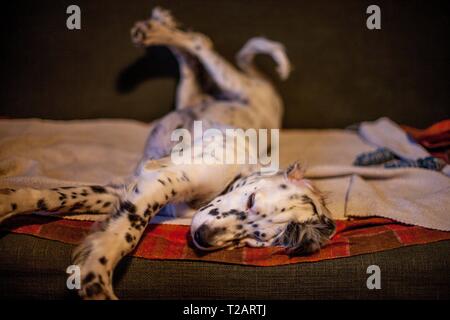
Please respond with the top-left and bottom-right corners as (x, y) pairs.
(171, 48), (213, 110)
(236, 37), (291, 80)
(131, 7), (252, 102)
(145, 8), (211, 110)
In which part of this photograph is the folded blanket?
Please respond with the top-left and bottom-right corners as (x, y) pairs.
(0, 118), (449, 230)
(357, 117), (450, 174)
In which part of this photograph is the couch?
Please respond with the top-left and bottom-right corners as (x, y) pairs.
(0, 0), (449, 299)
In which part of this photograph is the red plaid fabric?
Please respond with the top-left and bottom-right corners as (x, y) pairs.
(2, 216), (449, 266)
(402, 119), (450, 163)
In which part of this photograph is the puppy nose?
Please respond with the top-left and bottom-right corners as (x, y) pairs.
(194, 224), (213, 249)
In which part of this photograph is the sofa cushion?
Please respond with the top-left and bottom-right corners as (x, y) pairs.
(0, 232), (448, 299)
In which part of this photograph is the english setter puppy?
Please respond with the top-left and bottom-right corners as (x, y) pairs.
(0, 7), (335, 299)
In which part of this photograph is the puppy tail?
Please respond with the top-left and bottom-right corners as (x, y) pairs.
(236, 37), (291, 80)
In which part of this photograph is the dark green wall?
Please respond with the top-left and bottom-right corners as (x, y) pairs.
(1, 0), (449, 128)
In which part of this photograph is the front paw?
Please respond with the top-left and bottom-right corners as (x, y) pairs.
(72, 232), (119, 300)
(78, 269), (118, 300)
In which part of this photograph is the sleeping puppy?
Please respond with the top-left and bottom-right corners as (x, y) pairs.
(0, 7), (335, 299)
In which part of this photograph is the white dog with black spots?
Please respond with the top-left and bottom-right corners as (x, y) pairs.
(0, 7), (335, 299)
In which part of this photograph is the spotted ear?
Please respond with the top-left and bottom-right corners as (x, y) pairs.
(285, 161), (304, 181)
(275, 215), (336, 255)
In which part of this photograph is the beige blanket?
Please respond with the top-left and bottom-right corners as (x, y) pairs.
(0, 119), (449, 230)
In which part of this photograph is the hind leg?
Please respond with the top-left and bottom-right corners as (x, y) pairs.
(132, 8), (252, 101)
(147, 8), (211, 110)
(236, 37), (291, 80)
(171, 48), (213, 110)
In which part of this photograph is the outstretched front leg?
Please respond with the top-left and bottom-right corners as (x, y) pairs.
(0, 185), (122, 223)
(73, 158), (244, 299)
(131, 7), (251, 102)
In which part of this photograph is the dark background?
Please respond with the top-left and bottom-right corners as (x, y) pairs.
(0, 0), (449, 128)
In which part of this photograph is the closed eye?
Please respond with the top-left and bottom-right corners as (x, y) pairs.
(247, 192), (255, 209)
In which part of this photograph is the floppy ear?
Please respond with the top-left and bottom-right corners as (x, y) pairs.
(285, 161), (304, 181)
(275, 215), (336, 255)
